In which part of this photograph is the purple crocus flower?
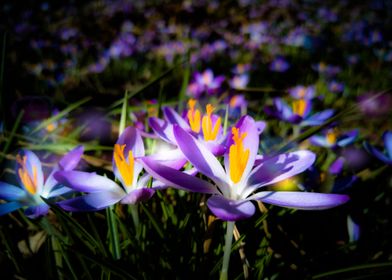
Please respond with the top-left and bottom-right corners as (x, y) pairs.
(288, 85), (315, 100)
(149, 100), (230, 156)
(269, 57), (290, 73)
(364, 131), (392, 165)
(310, 129), (359, 149)
(55, 127), (156, 211)
(0, 146), (84, 218)
(187, 69), (225, 98)
(142, 116), (349, 221)
(266, 98), (334, 126)
(328, 80), (345, 93)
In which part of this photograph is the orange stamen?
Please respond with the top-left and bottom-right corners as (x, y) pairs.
(202, 104), (221, 141)
(114, 144), (134, 187)
(16, 155), (38, 195)
(292, 99), (307, 116)
(326, 130), (337, 145)
(187, 99), (201, 133)
(229, 127), (249, 183)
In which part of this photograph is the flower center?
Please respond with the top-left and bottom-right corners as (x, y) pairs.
(326, 130), (337, 145)
(16, 154), (37, 195)
(292, 99), (307, 116)
(187, 99), (201, 133)
(114, 144), (134, 187)
(202, 104), (221, 141)
(229, 127), (249, 184)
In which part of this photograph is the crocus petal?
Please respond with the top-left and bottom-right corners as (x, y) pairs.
(0, 182), (26, 200)
(58, 191), (123, 211)
(224, 115), (259, 181)
(120, 188), (155, 204)
(54, 171), (120, 192)
(329, 157), (345, 175)
(364, 142), (392, 164)
(309, 135), (332, 148)
(274, 98), (293, 120)
(0, 201), (23, 216)
(255, 121), (267, 135)
(149, 117), (176, 144)
(301, 109), (334, 126)
(17, 150), (44, 194)
(207, 195), (255, 221)
(59, 145), (84, 171)
(245, 150), (316, 197)
(145, 148), (187, 169)
(47, 186), (74, 198)
(141, 157), (219, 194)
(162, 106), (190, 129)
(337, 129), (358, 147)
(249, 191), (349, 210)
(174, 125), (227, 186)
(383, 131), (392, 158)
(25, 204), (50, 219)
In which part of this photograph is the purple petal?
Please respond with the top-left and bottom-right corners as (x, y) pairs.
(364, 142), (392, 164)
(162, 106), (189, 129)
(224, 115), (259, 181)
(54, 171), (119, 192)
(120, 188), (155, 204)
(337, 129), (358, 147)
(58, 191), (123, 211)
(249, 191), (349, 210)
(148, 117), (176, 144)
(59, 145), (84, 171)
(309, 135), (332, 148)
(245, 150), (316, 196)
(0, 182), (26, 200)
(329, 157), (345, 175)
(383, 131), (392, 158)
(255, 121), (267, 135)
(302, 109), (334, 126)
(141, 157), (219, 194)
(174, 125), (227, 186)
(0, 201), (23, 216)
(25, 203), (50, 218)
(145, 148), (187, 169)
(207, 195), (255, 221)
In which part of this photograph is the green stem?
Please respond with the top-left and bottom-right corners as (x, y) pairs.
(220, 221), (235, 280)
(130, 204), (140, 233)
(106, 206), (121, 260)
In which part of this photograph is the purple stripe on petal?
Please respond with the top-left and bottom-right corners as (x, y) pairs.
(174, 125), (227, 186)
(141, 157), (219, 194)
(25, 203), (50, 219)
(58, 191), (123, 211)
(245, 150), (316, 196)
(121, 188), (155, 204)
(145, 148), (187, 169)
(0, 182), (26, 200)
(207, 195), (255, 221)
(54, 171), (120, 192)
(0, 201), (23, 216)
(255, 121), (267, 135)
(59, 145), (84, 171)
(163, 106), (190, 129)
(337, 129), (358, 147)
(249, 191), (349, 210)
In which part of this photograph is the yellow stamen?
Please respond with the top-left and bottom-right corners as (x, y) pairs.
(292, 99), (307, 116)
(114, 144), (134, 187)
(187, 99), (201, 133)
(202, 104), (221, 141)
(298, 88), (306, 98)
(229, 127), (249, 183)
(326, 130), (337, 145)
(46, 123), (56, 132)
(16, 155), (37, 195)
(229, 96), (238, 108)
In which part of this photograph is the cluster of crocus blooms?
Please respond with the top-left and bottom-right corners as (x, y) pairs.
(1, 101), (351, 220)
